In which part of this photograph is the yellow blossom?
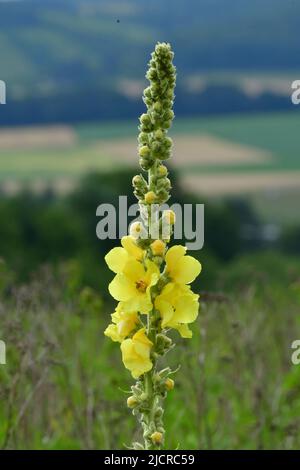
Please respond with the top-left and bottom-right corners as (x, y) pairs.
(108, 258), (159, 314)
(121, 328), (153, 378)
(105, 236), (143, 275)
(155, 283), (199, 338)
(104, 303), (139, 342)
(165, 245), (201, 285)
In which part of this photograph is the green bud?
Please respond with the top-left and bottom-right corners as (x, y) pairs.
(154, 129), (164, 140)
(140, 158), (153, 170)
(138, 132), (149, 144)
(139, 145), (150, 158)
(164, 110), (174, 121)
(153, 102), (162, 112)
(164, 137), (173, 148)
(140, 113), (151, 125)
(162, 120), (172, 130)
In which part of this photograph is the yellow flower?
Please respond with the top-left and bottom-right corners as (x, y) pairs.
(105, 236), (144, 274)
(108, 258), (159, 314)
(121, 328), (153, 378)
(165, 245), (201, 285)
(155, 283), (199, 338)
(104, 303), (139, 342)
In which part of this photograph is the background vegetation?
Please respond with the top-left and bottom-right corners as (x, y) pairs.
(0, 0), (300, 450)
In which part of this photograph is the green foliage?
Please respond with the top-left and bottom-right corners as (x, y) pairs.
(0, 169), (256, 292)
(0, 259), (299, 449)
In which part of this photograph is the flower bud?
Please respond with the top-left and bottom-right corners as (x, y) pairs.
(140, 113), (151, 126)
(145, 191), (156, 204)
(165, 110), (174, 121)
(139, 392), (148, 402)
(163, 209), (176, 225)
(150, 239), (166, 256)
(158, 165), (168, 177)
(151, 431), (163, 446)
(164, 378), (174, 391)
(139, 145), (150, 158)
(153, 102), (162, 112)
(138, 132), (149, 144)
(154, 407), (164, 418)
(164, 137), (173, 148)
(130, 221), (143, 239)
(127, 396), (138, 408)
(154, 129), (164, 140)
(132, 175), (143, 186)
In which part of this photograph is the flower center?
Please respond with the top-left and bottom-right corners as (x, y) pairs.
(136, 279), (147, 293)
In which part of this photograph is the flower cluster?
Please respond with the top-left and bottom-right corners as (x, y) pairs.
(104, 43), (201, 450)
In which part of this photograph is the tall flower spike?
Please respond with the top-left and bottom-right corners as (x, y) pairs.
(104, 42), (201, 450)
(133, 42), (176, 209)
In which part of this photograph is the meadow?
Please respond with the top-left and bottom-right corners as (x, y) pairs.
(1, 253), (300, 450)
(1, 110), (300, 449)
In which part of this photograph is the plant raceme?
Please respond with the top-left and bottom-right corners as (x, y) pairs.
(104, 43), (201, 450)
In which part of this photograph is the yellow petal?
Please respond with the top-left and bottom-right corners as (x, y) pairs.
(108, 274), (135, 301)
(117, 311), (139, 338)
(165, 245), (186, 272)
(171, 255), (201, 284)
(120, 334), (153, 378)
(173, 294), (199, 324)
(104, 324), (121, 342)
(121, 236), (143, 260)
(144, 260), (160, 286)
(131, 358), (153, 379)
(105, 247), (128, 273)
(122, 293), (153, 314)
(155, 297), (174, 327)
(133, 328), (153, 346)
(176, 324), (193, 338)
(123, 259), (145, 283)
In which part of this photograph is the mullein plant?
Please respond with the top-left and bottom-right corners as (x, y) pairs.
(104, 42), (201, 449)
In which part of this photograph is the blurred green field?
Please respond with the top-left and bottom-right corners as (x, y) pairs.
(1, 111), (300, 225)
(0, 112), (300, 182)
(1, 253), (300, 450)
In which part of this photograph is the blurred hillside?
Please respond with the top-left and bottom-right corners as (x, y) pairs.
(0, 0), (298, 124)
